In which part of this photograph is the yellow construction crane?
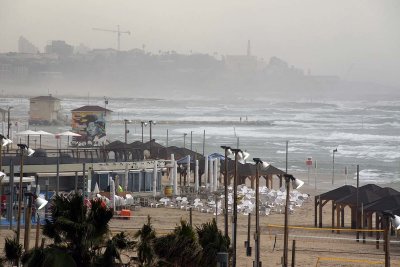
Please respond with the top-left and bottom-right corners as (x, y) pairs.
(92, 25), (131, 51)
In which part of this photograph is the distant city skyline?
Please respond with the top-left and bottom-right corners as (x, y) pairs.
(0, 0), (399, 88)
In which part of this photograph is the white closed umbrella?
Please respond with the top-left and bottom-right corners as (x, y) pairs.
(209, 158), (213, 192)
(204, 156), (208, 188)
(93, 182), (100, 194)
(170, 154), (175, 186)
(110, 179), (115, 210)
(213, 158), (218, 191)
(173, 159), (178, 195)
(153, 160), (158, 197)
(187, 155), (191, 186)
(195, 159), (199, 192)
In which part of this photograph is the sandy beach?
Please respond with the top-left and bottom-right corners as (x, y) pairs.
(104, 182), (397, 266)
(0, 181), (398, 266)
(1, 136), (399, 266)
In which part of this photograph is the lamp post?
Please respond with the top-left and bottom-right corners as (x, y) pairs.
(34, 196), (48, 249)
(123, 119), (132, 144)
(0, 135), (12, 228)
(16, 144), (35, 243)
(216, 148), (249, 267)
(381, 211), (400, 267)
(332, 148), (337, 185)
(140, 121), (148, 143)
(190, 131), (193, 151)
(148, 120), (156, 156)
(183, 133), (187, 148)
(7, 107), (12, 152)
(253, 158), (264, 267)
(0, 134), (12, 171)
(221, 145), (231, 239)
(283, 174), (304, 267)
(230, 148), (242, 267)
(104, 97), (108, 118)
(23, 192), (48, 251)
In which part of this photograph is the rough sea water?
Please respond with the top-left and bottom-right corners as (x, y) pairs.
(2, 96), (400, 192)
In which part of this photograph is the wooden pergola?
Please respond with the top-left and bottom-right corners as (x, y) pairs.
(335, 184), (382, 229)
(363, 193), (400, 248)
(314, 185), (356, 228)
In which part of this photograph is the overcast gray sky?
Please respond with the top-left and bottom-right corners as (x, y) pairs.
(1, 0), (399, 87)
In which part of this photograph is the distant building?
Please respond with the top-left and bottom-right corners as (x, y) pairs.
(45, 40), (73, 57)
(29, 95), (62, 125)
(18, 36), (39, 54)
(71, 106), (112, 146)
(224, 40), (258, 72)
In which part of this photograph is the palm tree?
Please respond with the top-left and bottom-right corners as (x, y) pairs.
(22, 247), (77, 267)
(196, 219), (230, 267)
(22, 193), (132, 267)
(153, 220), (202, 267)
(94, 232), (135, 267)
(3, 237), (22, 266)
(133, 216), (156, 267)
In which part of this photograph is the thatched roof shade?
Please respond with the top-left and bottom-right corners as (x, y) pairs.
(238, 163), (256, 177)
(317, 185), (356, 201)
(128, 141), (144, 148)
(260, 164), (286, 176)
(336, 184), (383, 206)
(105, 140), (130, 149)
(364, 193), (400, 213)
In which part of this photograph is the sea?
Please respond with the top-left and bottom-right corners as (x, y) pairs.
(2, 95), (400, 193)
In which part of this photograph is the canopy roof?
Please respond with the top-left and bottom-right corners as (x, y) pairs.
(16, 130), (39, 135)
(55, 131), (81, 137)
(336, 184), (383, 206)
(317, 185), (357, 201)
(364, 193), (400, 213)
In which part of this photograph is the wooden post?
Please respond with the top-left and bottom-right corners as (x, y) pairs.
(291, 239), (296, 267)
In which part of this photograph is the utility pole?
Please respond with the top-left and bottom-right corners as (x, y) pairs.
(7, 107), (12, 152)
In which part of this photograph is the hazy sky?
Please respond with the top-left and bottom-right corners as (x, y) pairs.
(1, 0), (399, 87)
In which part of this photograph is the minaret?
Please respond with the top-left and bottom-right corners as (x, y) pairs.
(247, 40), (251, 56)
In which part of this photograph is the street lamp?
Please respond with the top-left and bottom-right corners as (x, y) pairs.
(283, 174), (304, 267)
(148, 120), (156, 157)
(24, 192), (48, 251)
(16, 144), (35, 243)
(0, 134), (12, 171)
(253, 158), (269, 267)
(190, 131), (193, 151)
(124, 119), (131, 144)
(140, 121), (148, 143)
(221, 145), (231, 239)
(104, 97), (108, 118)
(35, 196), (48, 248)
(382, 211), (400, 267)
(0, 134), (12, 228)
(332, 148), (338, 185)
(7, 107), (13, 152)
(183, 133), (187, 148)
(230, 148), (250, 267)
